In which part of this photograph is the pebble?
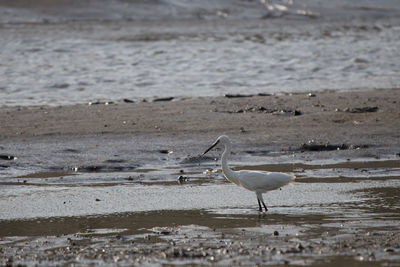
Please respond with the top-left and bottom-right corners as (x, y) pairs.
(0, 155), (17, 160)
(384, 247), (395, 252)
(159, 149), (173, 154)
(153, 97), (174, 102)
(123, 98), (135, 103)
(178, 176), (189, 184)
(293, 110), (302, 116)
(225, 94), (253, 98)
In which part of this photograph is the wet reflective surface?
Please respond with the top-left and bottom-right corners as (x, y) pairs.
(1, 1), (400, 106)
(1, 153), (399, 265)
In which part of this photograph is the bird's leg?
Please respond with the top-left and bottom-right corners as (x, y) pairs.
(261, 200), (268, 212)
(256, 191), (268, 212)
(258, 200), (262, 212)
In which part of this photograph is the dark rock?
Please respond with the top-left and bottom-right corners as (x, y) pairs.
(178, 176), (189, 184)
(123, 98), (135, 103)
(0, 155), (17, 160)
(301, 142), (349, 151)
(225, 94), (254, 98)
(345, 106), (378, 113)
(153, 97), (174, 102)
(300, 141), (368, 152)
(293, 110), (302, 116)
(159, 149), (173, 154)
(257, 93), (271, 96)
(160, 230), (171, 235)
(296, 243), (305, 251)
(273, 231), (279, 236)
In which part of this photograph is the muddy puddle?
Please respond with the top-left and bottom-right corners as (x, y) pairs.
(0, 156), (399, 266)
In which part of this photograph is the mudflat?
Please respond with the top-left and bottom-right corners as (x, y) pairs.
(1, 88), (399, 145)
(0, 88), (400, 266)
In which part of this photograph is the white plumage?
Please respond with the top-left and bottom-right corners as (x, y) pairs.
(203, 135), (295, 212)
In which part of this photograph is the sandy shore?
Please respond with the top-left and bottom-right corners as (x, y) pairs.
(1, 88), (399, 148)
(1, 88), (400, 266)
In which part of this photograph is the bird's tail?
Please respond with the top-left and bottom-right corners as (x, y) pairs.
(289, 174), (296, 186)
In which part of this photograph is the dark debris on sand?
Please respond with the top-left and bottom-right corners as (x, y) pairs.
(217, 106), (302, 116)
(299, 141), (368, 152)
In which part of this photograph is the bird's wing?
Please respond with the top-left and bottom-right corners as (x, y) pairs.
(236, 170), (294, 192)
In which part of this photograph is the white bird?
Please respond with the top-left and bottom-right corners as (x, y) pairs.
(203, 135), (295, 212)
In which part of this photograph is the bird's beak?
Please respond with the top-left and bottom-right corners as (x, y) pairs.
(202, 140), (219, 156)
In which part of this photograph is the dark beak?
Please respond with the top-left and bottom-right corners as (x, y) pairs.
(202, 140), (219, 156)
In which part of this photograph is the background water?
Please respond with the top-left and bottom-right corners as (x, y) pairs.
(0, 0), (399, 106)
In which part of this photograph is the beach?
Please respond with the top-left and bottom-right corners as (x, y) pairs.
(1, 89), (400, 266)
(1, 0), (400, 265)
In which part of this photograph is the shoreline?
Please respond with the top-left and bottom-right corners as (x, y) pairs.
(1, 87), (399, 182)
(1, 88), (400, 266)
(1, 88), (399, 143)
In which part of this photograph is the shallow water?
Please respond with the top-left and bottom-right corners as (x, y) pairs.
(1, 0), (400, 106)
(1, 169), (399, 265)
(1, 142), (400, 265)
(1, 151), (399, 220)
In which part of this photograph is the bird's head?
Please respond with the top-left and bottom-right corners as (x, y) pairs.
(202, 135), (230, 156)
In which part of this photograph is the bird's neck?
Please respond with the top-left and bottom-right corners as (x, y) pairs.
(221, 143), (239, 185)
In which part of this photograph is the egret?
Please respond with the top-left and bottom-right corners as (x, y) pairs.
(203, 135), (295, 212)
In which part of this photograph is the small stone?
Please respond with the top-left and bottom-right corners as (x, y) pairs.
(293, 110), (302, 116)
(159, 149), (173, 154)
(178, 176), (189, 184)
(273, 231), (279, 236)
(160, 230), (171, 235)
(0, 155), (17, 160)
(153, 97), (174, 102)
(296, 243), (304, 251)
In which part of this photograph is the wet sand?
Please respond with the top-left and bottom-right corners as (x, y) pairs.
(1, 88), (399, 144)
(1, 89), (400, 266)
